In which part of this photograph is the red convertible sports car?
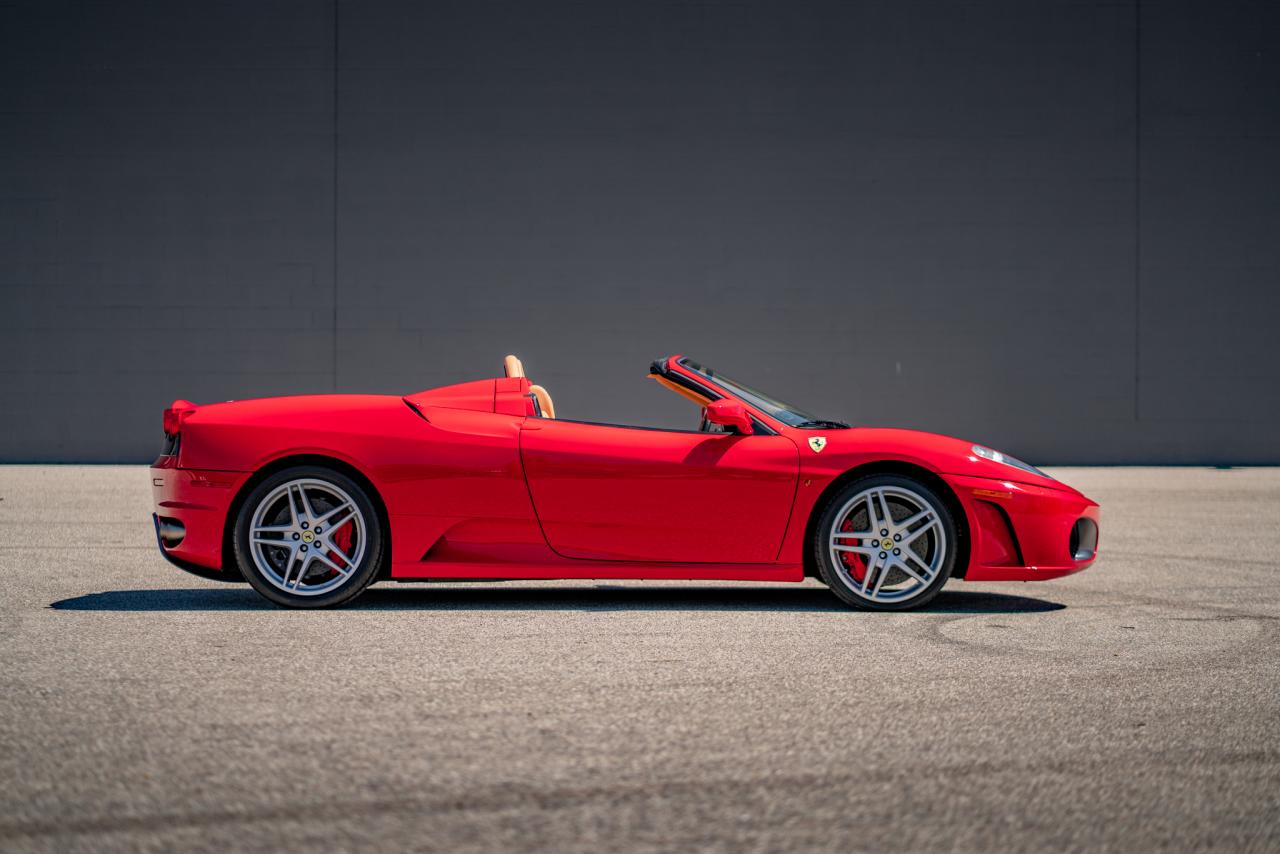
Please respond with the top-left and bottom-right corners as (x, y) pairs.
(150, 354), (1099, 610)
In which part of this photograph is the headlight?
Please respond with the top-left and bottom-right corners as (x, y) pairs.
(971, 445), (1050, 479)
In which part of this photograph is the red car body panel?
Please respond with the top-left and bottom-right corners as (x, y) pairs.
(150, 356), (1098, 587)
(521, 419), (799, 563)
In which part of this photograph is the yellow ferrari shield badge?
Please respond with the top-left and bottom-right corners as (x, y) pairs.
(808, 437), (827, 454)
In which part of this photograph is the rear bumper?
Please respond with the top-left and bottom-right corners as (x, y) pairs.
(151, 513), (243, 582)
(944, 474), (1100, 582)
(150, 456), (249, 578)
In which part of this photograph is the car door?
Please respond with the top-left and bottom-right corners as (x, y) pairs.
(519, 418), (799, 563)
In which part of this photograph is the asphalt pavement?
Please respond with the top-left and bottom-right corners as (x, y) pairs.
(0, 465), (1277, 852)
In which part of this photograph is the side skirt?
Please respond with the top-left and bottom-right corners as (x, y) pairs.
(391, 561), (805, 583)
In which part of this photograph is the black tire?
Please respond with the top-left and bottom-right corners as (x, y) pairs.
(233, 465), (384, 609)
(813, 473), (958, 611)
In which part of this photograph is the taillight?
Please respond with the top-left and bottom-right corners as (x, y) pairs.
(162, 399), (198, 436)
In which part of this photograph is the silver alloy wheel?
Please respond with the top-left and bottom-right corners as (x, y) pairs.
(248, 478), (367, 597)
(828, 485), (948, 604)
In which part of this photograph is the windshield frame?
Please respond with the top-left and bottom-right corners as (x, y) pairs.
(675, 357), (843, 429)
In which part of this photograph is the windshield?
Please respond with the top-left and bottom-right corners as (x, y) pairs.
(678, 357), (846, 429)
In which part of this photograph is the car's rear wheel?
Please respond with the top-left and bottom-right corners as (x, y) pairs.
(233, 466), (384, 608)
(813, 474), (957, 611)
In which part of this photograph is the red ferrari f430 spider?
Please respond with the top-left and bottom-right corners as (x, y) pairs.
(150, 354), (1099, 610)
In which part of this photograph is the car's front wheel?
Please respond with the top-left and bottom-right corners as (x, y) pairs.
(813, 474), (958, 611)
(233, 466), (384, 608)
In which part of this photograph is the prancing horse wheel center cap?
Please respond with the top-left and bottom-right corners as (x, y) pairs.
(302, 531), (315, 543)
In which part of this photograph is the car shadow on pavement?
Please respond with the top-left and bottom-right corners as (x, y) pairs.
(50, 586), (1065, 614)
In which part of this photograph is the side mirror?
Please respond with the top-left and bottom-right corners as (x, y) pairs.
(704, 400), (754, 435)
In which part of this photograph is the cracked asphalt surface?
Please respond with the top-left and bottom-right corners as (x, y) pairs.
(0, 466), (1277, 852)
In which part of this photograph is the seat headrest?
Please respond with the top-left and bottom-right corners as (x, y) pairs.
(503, 354), (525, 378)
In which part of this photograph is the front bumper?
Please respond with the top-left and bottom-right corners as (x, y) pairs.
(150, 455), (250, 579)
(944, 473), (1100, 582)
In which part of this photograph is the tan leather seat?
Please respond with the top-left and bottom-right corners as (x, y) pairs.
(504, 355), (554, 418)
(529, 384), (555, 419)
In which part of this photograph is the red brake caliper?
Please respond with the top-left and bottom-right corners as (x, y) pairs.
(328, 521), (354, 570)
(837, 518), (868, 583)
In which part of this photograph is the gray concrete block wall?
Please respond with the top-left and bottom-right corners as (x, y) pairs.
(0, 1), (336, 461)
(1, 0), (1278, 463)
(1137, 0), (1280, 457)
